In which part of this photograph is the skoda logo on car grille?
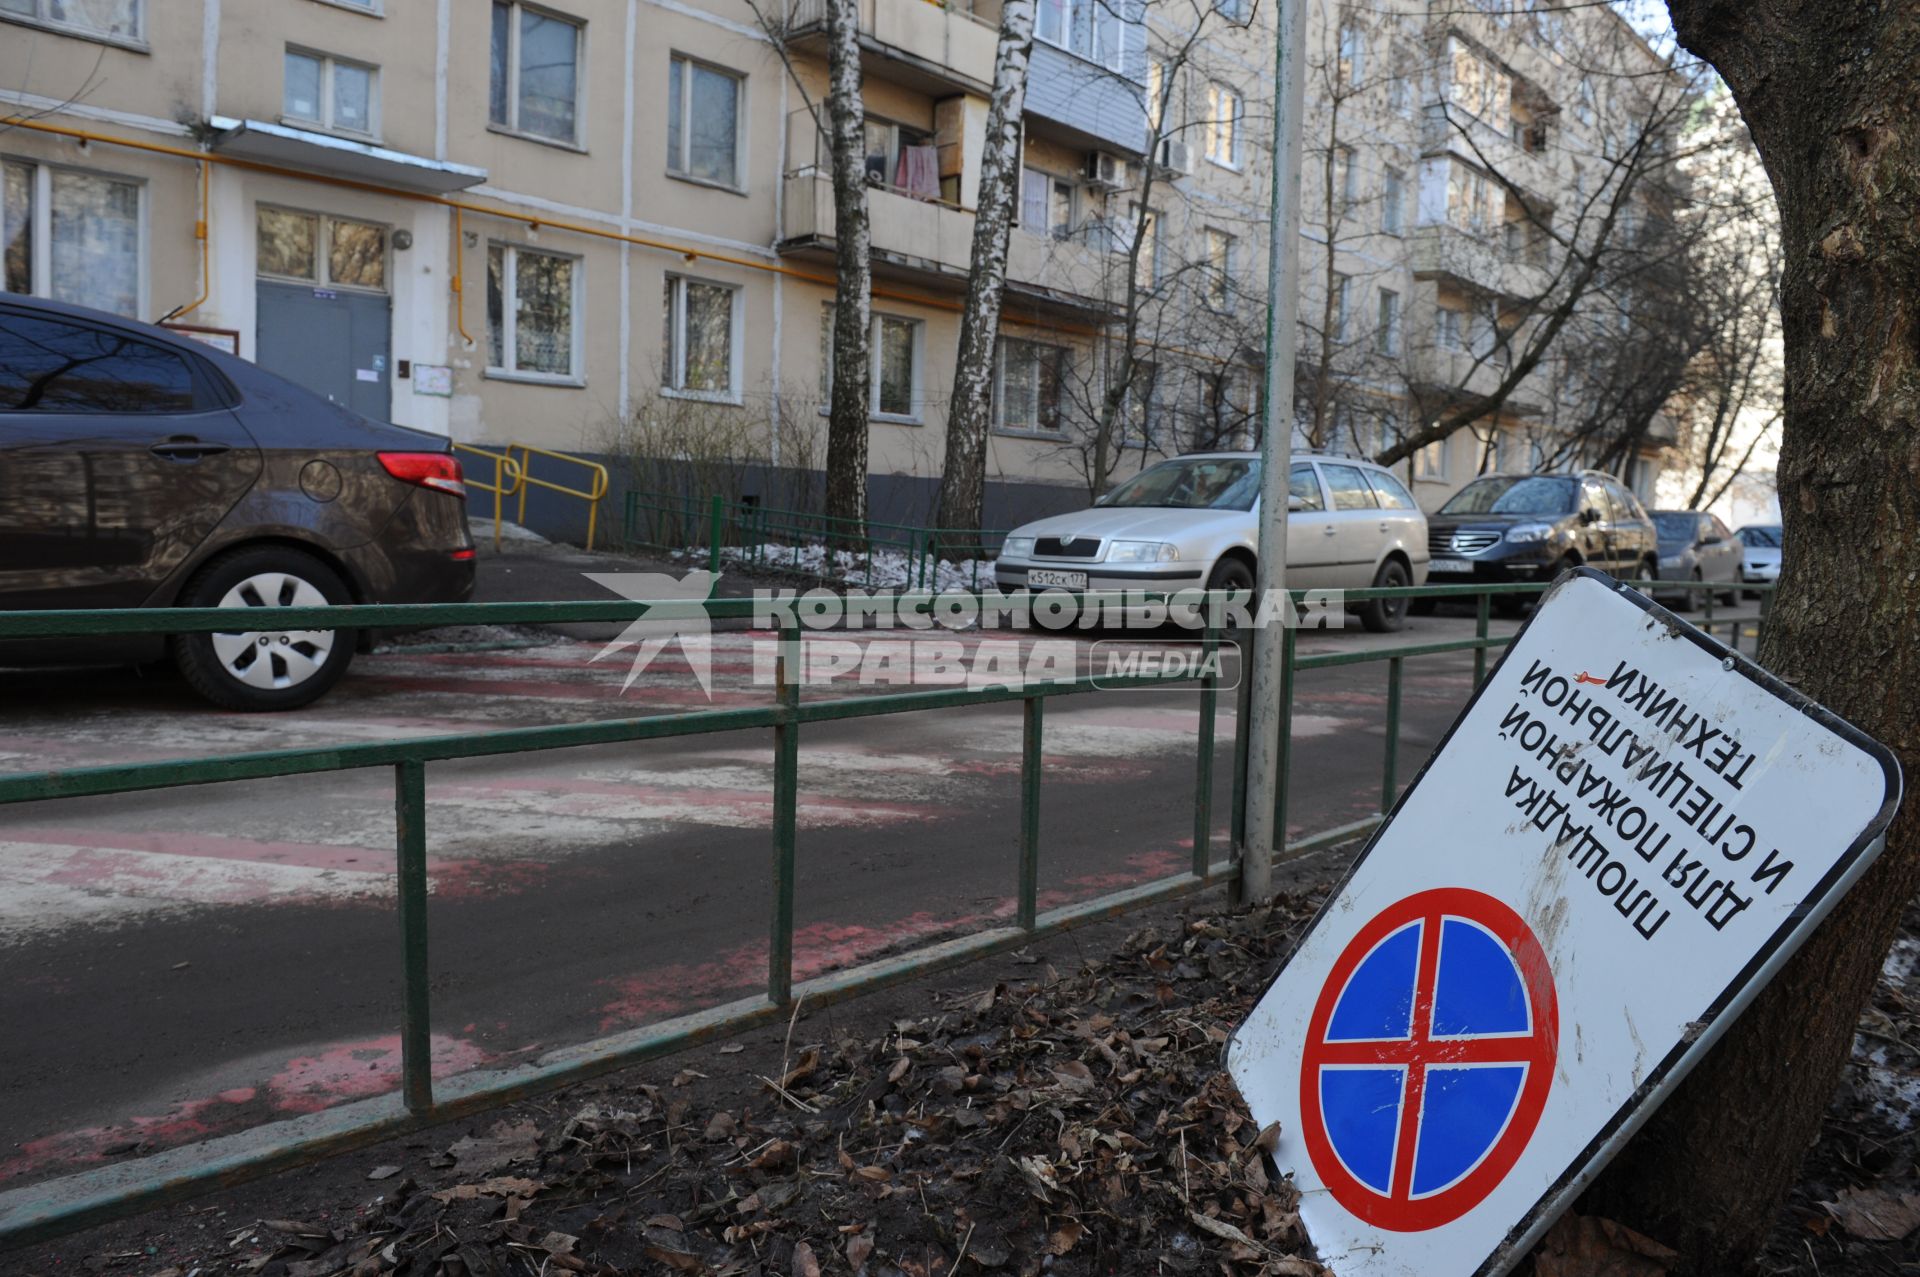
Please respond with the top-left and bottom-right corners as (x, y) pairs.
(1035, 536), (1102, 559)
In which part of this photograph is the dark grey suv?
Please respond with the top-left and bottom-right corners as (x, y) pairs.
(1424, 472), (1659, 612)
(0, 295), (474, 710)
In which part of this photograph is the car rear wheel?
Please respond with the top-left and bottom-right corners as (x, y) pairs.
(170, 547), (356, 711)
(1359, 559), (1411, 633)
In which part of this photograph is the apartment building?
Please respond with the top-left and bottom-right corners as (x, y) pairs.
(0, 0), (1678, 531)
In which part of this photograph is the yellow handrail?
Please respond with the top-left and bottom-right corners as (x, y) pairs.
(507, 443), (611, 550)
(450, 443), (526, 551)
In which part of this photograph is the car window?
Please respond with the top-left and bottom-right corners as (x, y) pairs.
(1099, 456), (1261, 511)
(1653, 512), (1697, 542)
(1364, 468), (1418, 511)
(1708, 515), (1732, 541)
(0, 311), (198, 413)
(1738, 525), (1781, 548)
(1581, 480), (1611, 521)
(1605, 481), (1643, 522)
(1320, 464), (1377, 512)
(1289, 464), (1324, 513)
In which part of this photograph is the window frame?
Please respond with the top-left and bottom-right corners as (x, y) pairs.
(0, 0), (144, 50)
(255, 205), (390, 294)
(489, 1), (587, 151)
(2, 156), (147, 319)
(1375, 287), (1401, 356)
(1382, 165), (1405, 235)
(992, 337), (1070, 438)
(1205, 82), (1243, 170)
(486, 239), (584, 385)
(1203, 228), (1235, 312)
(819, 304), (926, 424)
(661, 272), (741, 402)
(1414, 436), (1447, 480)
(1331, 272), (1351, 343)
(666, 52), (747, 193)
(283, 47), (381, 139)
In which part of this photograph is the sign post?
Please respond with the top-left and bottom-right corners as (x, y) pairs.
(1228, 569), (1901, 1276)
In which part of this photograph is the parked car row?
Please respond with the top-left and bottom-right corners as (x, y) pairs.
(0, 294), (474, 711)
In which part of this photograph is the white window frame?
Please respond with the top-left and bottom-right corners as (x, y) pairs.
(662, 272), (741, 402)
(1332, 272), (1351, 342)
(820, 305), (925, 423)
(1334, 145), (1357, 210)
(1338, 21), (1366, 87)
(1035, 0), (1125, 72)
(1436, 302), (1467, 351)
(309, 0), (383, 15)
(1, 157), (147, 318)
(489, 1), (586, 149)
(0, 0), (144, 49)
(1205, 82), (1243, 169)
(283, 47), (381, 139)
(487, 240), (584, 384)
(1382, 165), (1405, 235)
(666, 52), (746, 193)
(1204, 228), (1235, 312)
(1376, 288), (1401, 356)
(992, 337), (1070, 438)
(1415, 436), (1447, 480)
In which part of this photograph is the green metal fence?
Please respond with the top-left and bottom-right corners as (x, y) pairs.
(0, 577), (1773, 1247)
(623, 491), (1006, 592)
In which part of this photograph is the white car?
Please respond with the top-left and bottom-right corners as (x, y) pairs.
(992, 452), (1430, 632)
(1736, 524), (1782, 596)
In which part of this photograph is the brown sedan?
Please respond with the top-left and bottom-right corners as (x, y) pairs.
(0, 294), (474, 710)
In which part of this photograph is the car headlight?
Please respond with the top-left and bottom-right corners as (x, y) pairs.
(1505, 523), (1554, 544)
(1000, 536), (1035, 560)
(1660, 554), (1685, 568)
(1106, 541), (1179, 563)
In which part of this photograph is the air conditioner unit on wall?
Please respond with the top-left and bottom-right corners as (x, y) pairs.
(1155, 138), (1193, 177)
(1084, 150), (1128, 189)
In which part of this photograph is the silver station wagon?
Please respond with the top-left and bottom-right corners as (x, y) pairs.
(992, 452), (1430, 632)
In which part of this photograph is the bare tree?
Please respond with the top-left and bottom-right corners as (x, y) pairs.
(933, 0), (1039, 536)
(820, 0), (873, 534)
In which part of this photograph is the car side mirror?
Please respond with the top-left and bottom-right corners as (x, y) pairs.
(1581, 508), (1601, 525)
(1288, 494), (1306, 511)
(1698, 535), (1722, 547)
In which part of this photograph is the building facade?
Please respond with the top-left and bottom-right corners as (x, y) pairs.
(0, 0), (1678, 533)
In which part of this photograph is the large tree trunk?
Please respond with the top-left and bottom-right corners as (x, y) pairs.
(822, 0), (871, 536)
(933, 0), (1037, 535)
(1585, 4), (1920, 1271)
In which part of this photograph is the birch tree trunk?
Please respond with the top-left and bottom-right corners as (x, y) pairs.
(823, 0), (871, 535)
(933, 0), (1037, 534)
(1583, 4), (1920, 1271)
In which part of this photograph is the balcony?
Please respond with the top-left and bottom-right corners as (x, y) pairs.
(778, 172), (1123, 315)
(783, 0), (1000, 95)
(1408, 344), (1550, 418)
(1409, 224), (1549, 300)
(1419, 105), (1557, 207)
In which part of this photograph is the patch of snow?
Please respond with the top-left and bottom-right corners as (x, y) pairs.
(671, 543), (997, 593)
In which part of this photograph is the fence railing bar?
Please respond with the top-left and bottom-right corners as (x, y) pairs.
(394, 759), (434, 1115)
(1383, 656), (1404, 815)
(1474, 593), (1492, 688)
(1192, 626), (1218, 879)
(1019, 694), (1043, 931)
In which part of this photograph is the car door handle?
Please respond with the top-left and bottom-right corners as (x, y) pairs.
(150, 436), (230, 461)
(1324, 525), (1337, 536)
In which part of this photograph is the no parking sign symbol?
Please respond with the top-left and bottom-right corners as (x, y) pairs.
(1228, 570), (1900, 1276)
(1301, 889), (1556, 1232)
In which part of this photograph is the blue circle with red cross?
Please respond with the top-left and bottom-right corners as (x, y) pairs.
(1299, 888), (1559, 1231)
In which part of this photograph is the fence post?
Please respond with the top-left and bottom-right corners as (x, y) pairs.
(769, 622), (800, 1006)
(1703, 583), (1716, 640)
(394, 759), (433, 1115)
(1228, 633), (1254, 901)
(1271, 626), (1297, 860)
(1019, 694), (1044, 930)
(708, 496), (724, 577)
(1474, 591), (1491, 688)
(1382, 656), (1403, 814)
(1193, 626), (1219, 878)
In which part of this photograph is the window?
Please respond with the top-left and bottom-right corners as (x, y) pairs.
(1376, 288), (1401, 355)
(1118, 361), (1161, 449)
(1447, 38), (1511, 131)
(1574, 78), (1597, 128)
(1366, 468), (1418, 510)
(1415, 437), (1447, 480)
(1205, 82), (1242, 168)
(1331, 273), (1351, 342)
(661, 274), (736, 397)
(0, 0), (141, 44)
(0, 311), (195, 412)
(256, 207), (387, 291)
(1320, 464), (1377, 512)
(284, 49), (377, 136)
(1204, 229), (1233, 311)
(1388, 47), (1415, 117)
(2, 159), (141, 317)
(1132, 206), (1158, 287)
(1446, 160), (1497, 235)
(490, 2), (582, 146)
(1338, 22), (1365, 87)
(1215, 0), (1248, 20)
(1333, 146), (1357, 210)
(1289, 464), (1325, 512)
(1019, 167), (1076, 240)
(665, 55), (743, 188)
(820, 307), (923, 420)
(1146, 59), (1167, 131)
(1436, 301), (1467, 351)
(1036, 0), (1124, 69)
(1382, 166), (1405, 234)
(1035, 0), (1067, 46)
(487, 242), (579, 379)
(994, 338), (1067, 436)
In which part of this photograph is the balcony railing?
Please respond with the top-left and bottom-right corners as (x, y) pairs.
(783, 0), (999, 89)
(1409, 222), (1550, 300)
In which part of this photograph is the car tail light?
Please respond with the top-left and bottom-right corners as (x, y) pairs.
(378, 452), (466, 499)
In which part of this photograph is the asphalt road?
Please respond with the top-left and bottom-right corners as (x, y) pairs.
(0, 582), (1767, 1189)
